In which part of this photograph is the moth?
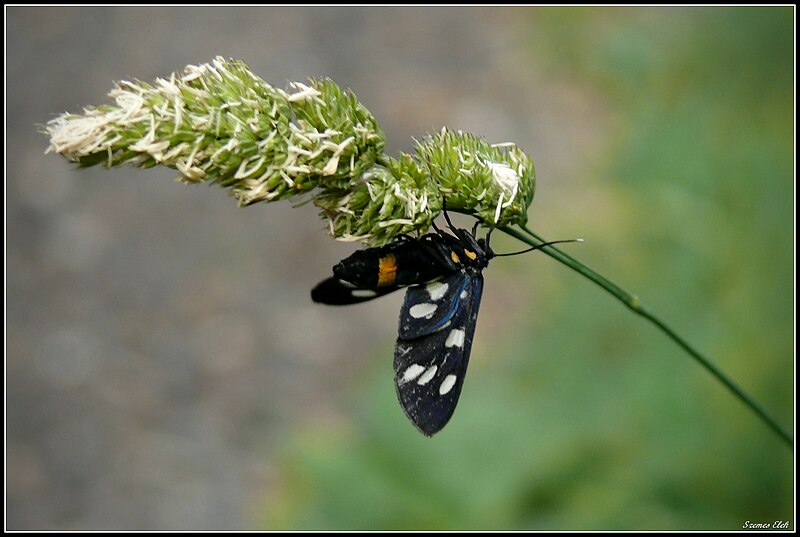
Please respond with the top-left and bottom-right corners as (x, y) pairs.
(312, 211), (576, 435)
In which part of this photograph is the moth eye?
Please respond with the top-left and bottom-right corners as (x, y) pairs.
(450, 251), (461, 264)
(463, 249), (478, 260)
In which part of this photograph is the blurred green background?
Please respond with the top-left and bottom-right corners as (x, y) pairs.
(7, 6), (793, 531)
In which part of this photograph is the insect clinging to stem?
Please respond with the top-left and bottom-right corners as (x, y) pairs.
(312, 204), (581, 436)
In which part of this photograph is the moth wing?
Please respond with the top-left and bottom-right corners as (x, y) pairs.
(311, 277), (402, 305)
(394, 272), (484, 436)
(396, 271), (470, 339)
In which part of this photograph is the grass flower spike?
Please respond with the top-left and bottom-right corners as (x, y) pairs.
(46, 57), (535, 245)
(415, 128), (535, 227)
(46, 57), (385, 209)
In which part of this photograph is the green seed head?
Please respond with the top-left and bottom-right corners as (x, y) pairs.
(45, 58), (535, 246)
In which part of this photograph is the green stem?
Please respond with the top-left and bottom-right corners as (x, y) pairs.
(499, 224), (793, 450)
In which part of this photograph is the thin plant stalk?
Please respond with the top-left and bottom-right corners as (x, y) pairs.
(499, 224), (793, 450)
(44, 57), (791, 448)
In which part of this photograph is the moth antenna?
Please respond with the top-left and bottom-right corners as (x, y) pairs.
(493, 238), (584, 257)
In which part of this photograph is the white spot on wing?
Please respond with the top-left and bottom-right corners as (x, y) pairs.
(351, 289), (377, 298)
(460, 290), (468, 299)
(426, 281), (449, 301)
(439, 374), (457, 395)
(417, 365), (438, 385)
(445, 328), (466, 348)
(400, 363), (425, 384)
(338, 279), (357, 289)
(409, 303), (437, 319)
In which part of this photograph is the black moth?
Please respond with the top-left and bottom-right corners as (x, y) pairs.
(312, 211), (572, 435)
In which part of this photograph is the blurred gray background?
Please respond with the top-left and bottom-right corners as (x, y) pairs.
(7, 6), (793, 531)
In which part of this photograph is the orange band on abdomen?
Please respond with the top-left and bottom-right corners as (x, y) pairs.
(377, 254), (398, 286)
